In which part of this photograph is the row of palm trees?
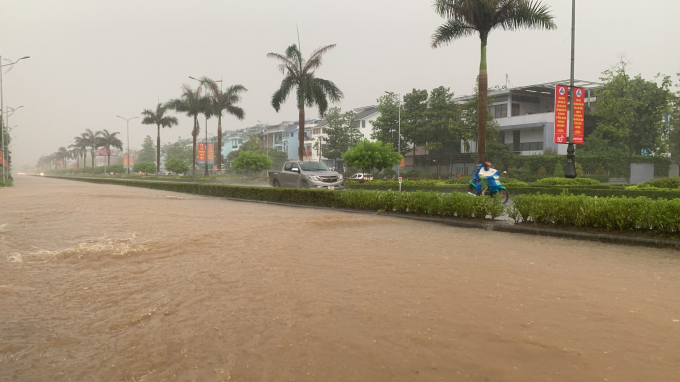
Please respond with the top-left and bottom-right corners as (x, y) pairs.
(39, 1), (556, 172)
(37, 129), (123, 170)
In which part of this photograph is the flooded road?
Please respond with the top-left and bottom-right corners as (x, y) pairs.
(1, 176), (679, 381)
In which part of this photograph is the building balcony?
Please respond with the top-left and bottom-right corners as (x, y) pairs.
(497, 111), (554, 129)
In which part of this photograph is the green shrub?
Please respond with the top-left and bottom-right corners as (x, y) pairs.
(575, 163), (585, 177)
(507, 193), (680, 233)
(537, 177), (600, 186)
(383, 168), (396, 177)
(595, 164), (607, 176)
(537, 166), (547, 175)
(553, 163), (564, 177)
(49, 177), (504, 220)
(637, 177), (680, 189)
(133, 161), (156, 174)
(500, 179), (528, 188)
(106, 164), (125, 174)
(583, 174), (610, 183)
(445, 176), (474, 185)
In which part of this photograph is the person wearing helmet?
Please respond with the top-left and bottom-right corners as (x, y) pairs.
(479, 162), (497, 196)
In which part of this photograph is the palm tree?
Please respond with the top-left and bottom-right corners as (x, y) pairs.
(431, 0), (555, 163)
(267, 44), (343, 160)
(199, 77), (247, 173)
(71, 135), (88, 167)
(141, 103), (178, 174)
(98, 129), (124, 166)
(56, 147), (70, 169)
(82, 129), (103, 168)
(167, 85), (209, 174)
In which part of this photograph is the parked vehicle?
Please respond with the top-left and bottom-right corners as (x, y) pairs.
(269, 161), (345, 190)
(349, 173), (373, 181)
(468, 172), (509, 203)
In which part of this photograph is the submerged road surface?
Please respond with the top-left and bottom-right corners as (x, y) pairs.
(1, 176), (679, 381)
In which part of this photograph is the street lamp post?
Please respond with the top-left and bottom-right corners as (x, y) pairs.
(385, 91), (401, 183)
(117, 115), (139, 174)
(0, 56), (30, 182)
(564, 0), (577, 178)
(4, 106), (22, 177)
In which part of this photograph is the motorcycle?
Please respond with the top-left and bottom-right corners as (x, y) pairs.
(468, 172), (509, 204)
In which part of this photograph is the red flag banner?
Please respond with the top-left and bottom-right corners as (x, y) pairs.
(198, 143), (206, 164)
(0, 151), (3, 165)
(207, 143), (214, 163)
(123, 155), (128, 168)
(554, 85), (568, 144)
(573, 87), (585, 145)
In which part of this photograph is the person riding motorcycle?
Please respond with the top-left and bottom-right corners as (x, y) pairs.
(479, 162), (499, 196)
(472, 163), (483, 194)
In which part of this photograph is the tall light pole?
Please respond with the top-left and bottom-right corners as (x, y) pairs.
(189, 76), (222, 176)
(385, 91), (401, 178)
(1, 56), (30, 182)
(117, 115), (139, 174)
(564, 0), (577, 178)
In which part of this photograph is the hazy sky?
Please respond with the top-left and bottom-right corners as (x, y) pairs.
(2, 0), (679, 168)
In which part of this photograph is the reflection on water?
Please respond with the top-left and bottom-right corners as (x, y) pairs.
(1, 176), (679, 381)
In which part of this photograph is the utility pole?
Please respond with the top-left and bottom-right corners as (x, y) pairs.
(564, 0), (577, 178)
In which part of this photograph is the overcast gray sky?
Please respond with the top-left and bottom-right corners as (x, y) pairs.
(2, 0), (679, 168)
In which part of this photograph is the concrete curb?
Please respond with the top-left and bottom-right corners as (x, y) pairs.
(47, 176), (680, 251)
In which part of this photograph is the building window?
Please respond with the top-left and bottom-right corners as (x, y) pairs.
(512, 103), (520, 117)
(488, 104), (507, 118)
(361, 120), (366, 128)
(518, 142), (544, 151)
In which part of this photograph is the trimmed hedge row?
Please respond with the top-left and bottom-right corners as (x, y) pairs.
(508, 193), (680, 233)
(50, 177), (503, 220)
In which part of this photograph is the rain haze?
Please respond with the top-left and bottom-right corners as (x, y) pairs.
(2, 0), (679, 169)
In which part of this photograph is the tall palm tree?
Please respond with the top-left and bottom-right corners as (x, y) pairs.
(267, 43), (343, 160)
(167, 85), (209, 174)
(68, 146), (81, 169)
(141, 103), (178, 174)
(56, 147), (70, 169)
(199, 77), (247, 173)
(82, 129), (103, 168)
(98, 129), (124, 166)
(71, 135), (88, 167)
(431, 0), (555, 163)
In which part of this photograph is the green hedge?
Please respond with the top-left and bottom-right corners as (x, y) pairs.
(508, 193), (680, 233)
(510, 187), (680, 200)
(636, 177), (680, 189)
(49, 177), (504, 220)
(536, 177), (601, 186)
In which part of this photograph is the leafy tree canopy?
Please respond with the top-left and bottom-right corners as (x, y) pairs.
(164, 158), (190, 174)
(321, 107), (361, 160)
(133, 161), (156, 174)
(163, 142), (193, 162)
(341, 139), (403, 175)
(137, 135), (156, 163)
(232, 151), (272, 175)
(370, 93), (408, 155)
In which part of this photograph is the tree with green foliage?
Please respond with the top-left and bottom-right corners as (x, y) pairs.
(452, 85), (501, 155)
(164, 158), (190, 174)
(198, 77), (247, 172)
(167, 84), (210, 174)
(133, 161), (156, 174)
(141, 103), (178, 174)
(98, 129), (124, 166)
(321, 107), (361, 162)
(371, 92), (408, 155)
(485, 141), (516, 171)
(668, 73), (680, 161)
(592, 59), (673, 181)
(342, 139), (403, 175)
(267, 43), (344, 160)
(82, 129), (103, 168)
(232, 151), (272, 175)
(107, 164), (125, 174)
(400, 88), (430, 163)
(424, 86), (460, 152)
(137, 135), (156, 163)
(164, 142), (193, 162)
(431, 0), (556, 163)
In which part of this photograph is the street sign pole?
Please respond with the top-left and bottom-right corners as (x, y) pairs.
(565, 0), (577, 178)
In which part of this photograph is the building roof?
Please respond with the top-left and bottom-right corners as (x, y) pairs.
(355, 106), (379, 120)
(453, 79), (603, 102)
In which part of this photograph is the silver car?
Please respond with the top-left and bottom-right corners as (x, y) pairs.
(269, 161), (345, 190)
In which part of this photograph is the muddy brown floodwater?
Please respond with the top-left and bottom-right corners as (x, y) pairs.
(1, 176), (679, 381)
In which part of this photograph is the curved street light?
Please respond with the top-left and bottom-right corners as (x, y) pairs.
(117, 115), (139, 174)
(1, 55), (30, 182)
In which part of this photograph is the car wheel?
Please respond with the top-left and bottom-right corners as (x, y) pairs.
(300, 180), (308, 188)
(273, 180), (281, 188)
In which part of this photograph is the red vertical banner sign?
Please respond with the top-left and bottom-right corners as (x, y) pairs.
(0, 151), (3, 166)
(129, 155), (134, 167)
(207, 143), (214, 164)
(123, 155), (128, 168)
(554, 85), (568, 143)
(572, 87), (585, 145)
(198, 143), (206, 164)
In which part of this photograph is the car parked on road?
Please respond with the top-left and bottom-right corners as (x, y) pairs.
(269, 161), (345, 190)
(348, 173), (373, 182)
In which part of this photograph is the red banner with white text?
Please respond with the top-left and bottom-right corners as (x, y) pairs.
(207, 143), (214, 164)
(198, 143), (206, 164)
(554, 85), (568, 144)
(572, 87), (585, 145)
